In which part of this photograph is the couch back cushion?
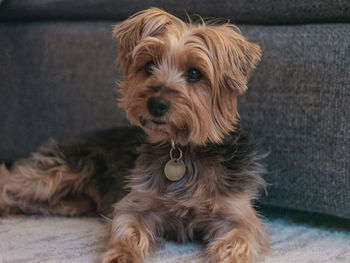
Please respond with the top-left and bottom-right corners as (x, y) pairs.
(1, 0), (350, 24)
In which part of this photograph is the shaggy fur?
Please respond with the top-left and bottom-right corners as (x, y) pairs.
(0, 8), (269, 263)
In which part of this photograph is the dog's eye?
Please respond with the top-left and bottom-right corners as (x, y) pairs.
(145, 61), (156, 76)
(187, 69), (201, 83)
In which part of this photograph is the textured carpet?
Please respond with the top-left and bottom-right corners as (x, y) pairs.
(0, 216), (350, 263)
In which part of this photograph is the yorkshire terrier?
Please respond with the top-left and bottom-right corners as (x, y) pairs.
(0, 8), (269, 263)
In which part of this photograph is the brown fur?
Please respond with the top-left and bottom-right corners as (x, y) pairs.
(0, 142), (99, 216)
(0, 8), (269, 263)
(115, 8), (261, 146)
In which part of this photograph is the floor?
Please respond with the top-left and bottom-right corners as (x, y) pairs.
(0, 216), (350, 263)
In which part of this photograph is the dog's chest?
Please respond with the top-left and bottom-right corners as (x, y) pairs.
(158, 153), (224, 207)
(132, 133), (259, 208)
(134, 143), (226, 198)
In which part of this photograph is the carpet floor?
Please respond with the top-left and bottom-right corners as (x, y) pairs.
(0, 216), (350, 263)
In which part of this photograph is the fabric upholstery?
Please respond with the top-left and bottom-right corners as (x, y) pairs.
(239, 24), (350, 219)
(1, 0), (350, 221)
(0, 22), (129, 161)
(0, 22), (349, 218)
(1, 0), (350, 24)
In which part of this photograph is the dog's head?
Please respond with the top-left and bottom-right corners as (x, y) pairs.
(114, 8), (261, 146)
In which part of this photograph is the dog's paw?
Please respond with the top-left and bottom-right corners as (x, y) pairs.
(206, 227), (268, 263)
(97, 247), (142, 263)
(207, 240), (252, 263)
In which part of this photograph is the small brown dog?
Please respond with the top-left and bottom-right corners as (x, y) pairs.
(0, 8), (269, 263)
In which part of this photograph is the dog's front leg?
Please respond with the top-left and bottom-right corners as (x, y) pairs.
(98, 191), (164, 263)
(203, 195), (269, 263)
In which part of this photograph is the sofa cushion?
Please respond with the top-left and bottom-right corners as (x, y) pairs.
(239, 24), (350, 219)
(0, 22), (129, 161)
(0, 0), (349, 24)
(0, 22), (349, 219)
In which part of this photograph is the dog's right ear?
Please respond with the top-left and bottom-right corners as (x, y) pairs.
(113, 8), (184, 70)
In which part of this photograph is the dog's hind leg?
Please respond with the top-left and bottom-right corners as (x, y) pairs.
(0, 140), (100, 216)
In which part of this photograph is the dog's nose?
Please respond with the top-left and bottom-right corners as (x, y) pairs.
(147, 97), (170, 117)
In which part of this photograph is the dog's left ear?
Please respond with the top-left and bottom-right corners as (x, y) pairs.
(210, 25), (262, 94)
(113, 8), (184, 70)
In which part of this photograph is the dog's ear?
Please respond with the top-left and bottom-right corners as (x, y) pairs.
(113, 8), (184, 70)
(219, 26), (262, 94)
(195, 25), (261, 95)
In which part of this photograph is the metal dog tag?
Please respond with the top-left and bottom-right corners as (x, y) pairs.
(164, 159), (186, 181)
(164, 141), (186, 181)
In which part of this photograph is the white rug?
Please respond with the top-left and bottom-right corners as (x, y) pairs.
(0, 216), (350, 263)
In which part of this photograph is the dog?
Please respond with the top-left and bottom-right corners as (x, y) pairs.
(0, 8), (269, 263)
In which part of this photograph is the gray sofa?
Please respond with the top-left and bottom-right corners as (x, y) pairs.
(1, 2), (350, 261)
(1, 0), (349, 219)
